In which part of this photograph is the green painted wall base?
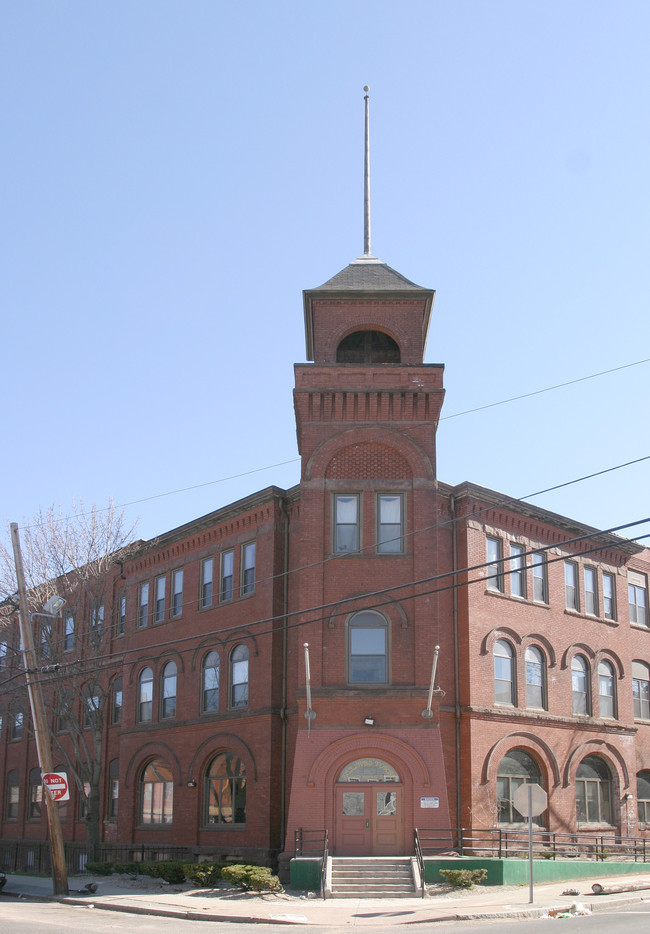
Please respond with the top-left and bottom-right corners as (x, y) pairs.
(425, 856), (650, 886)
(290, 857), (322, 891)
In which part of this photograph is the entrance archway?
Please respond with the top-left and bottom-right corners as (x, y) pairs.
(334, 757), (403, 855)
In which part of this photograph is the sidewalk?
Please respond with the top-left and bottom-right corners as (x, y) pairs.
(1, 870), (650, 926)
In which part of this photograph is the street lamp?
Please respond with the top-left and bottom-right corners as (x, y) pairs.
(10, 522), (69, 896)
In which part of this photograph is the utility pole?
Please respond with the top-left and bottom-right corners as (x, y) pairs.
(10, 522), (69, 895)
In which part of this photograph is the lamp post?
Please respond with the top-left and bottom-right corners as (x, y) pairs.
(10, 522), (69, 895)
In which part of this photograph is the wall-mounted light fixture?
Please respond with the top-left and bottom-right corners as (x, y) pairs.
(187, 780), (197, 788)
(364, 717), (375, 726)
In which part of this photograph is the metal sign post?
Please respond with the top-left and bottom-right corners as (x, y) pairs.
(512, 783), (548, 904)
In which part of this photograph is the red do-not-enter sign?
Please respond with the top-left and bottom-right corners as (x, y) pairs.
(42, 772), (70, 802)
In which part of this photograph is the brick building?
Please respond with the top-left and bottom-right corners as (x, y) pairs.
(1, 248), (649, 868)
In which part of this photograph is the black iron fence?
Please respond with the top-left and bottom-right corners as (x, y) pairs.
(415, 827), (649, 862)
(0, 841), (193, 876)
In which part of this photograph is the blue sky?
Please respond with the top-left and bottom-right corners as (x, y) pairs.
(2, 1), (649, 548)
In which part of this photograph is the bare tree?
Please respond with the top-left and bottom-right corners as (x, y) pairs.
(0, 500), (139, 856)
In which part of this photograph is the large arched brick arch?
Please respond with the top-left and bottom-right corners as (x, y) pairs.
(124, 742), (182, 790)
(563, 739), (630, 791)
(307, 733), (431, 789)
(482, 731), (561, 788)
(305, 426), (435, 482)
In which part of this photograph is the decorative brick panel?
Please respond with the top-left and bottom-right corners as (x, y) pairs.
(325, 442), (412, 480)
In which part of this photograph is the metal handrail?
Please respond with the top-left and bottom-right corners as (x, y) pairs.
(414, 828), (426, 898)
(320, 830), (329, 900)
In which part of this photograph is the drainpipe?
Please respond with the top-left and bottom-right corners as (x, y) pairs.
(279, 496), (290, 848)
(449, 494), (462, 839)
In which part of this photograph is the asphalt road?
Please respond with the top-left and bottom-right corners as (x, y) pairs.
(0, 899), (649, 934)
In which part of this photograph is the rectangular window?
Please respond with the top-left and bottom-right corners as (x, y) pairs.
(29, 779), (42, 820)
(334, 494), (360, 554)
(91, 601), (104, 636)
(200, 557), (214, 609)
(565, 561), (579, 610)
(138, 582), (149, 628)
(486, 537), (504, 592)
(629, 571), (648, 627)
(154, 576), (166, 623)
(11, 712), (23, 740)
(241, 543), (256, 596)
(632, 663), (650, 720)
(7, 781), (19, 820)
(532, 553), (548, 603)
(171, 569), (183, 617)
(377, 493), (404, 554)
(509, 543), (526, 598)
(348, 618), (388, 683)
(0, 641), (6, 668)
(221, 550), (234, 602)
(584, 567), (598, 616)
(112, 677), (123, 725)
(63, 613), (75, 652)
(603, 573), (616, 620)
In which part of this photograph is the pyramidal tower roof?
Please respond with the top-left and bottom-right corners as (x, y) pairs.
(312, 255), (429, 292)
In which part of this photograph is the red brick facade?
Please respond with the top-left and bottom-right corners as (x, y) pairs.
(1, 256), (648, 867)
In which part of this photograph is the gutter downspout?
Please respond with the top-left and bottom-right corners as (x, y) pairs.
(279, 496), (290, 848)
(450, 494), (462, 839)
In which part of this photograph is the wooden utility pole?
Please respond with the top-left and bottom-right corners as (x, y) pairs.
(10, 522), (69, 895)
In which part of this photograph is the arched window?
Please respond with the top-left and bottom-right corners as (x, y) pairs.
(202, 651), (220, 713)
(27, 767), (42, 820)
(496, 749), (543, 824)
(5, 769), (19, 820)
(336, 330), (400, 364)
(525, 646), (545, 709)
(108, 758), (119, 819)
(494, 639), (515, 706)
(204, 752), (246, 825)
(571, 655), (590, 715)
(576, 755), (613, 825)
(632, 661), (650, 720)
(347, 610), (389, 684)
(598, 660), (616, 718)
(230, 644), (249, 708)
(637, 771), (650, 824)
(338, 759), (400, 782)
(161, 661), (177, 719)
(138, 667), (154, 722)
(140, 758), (173, 825)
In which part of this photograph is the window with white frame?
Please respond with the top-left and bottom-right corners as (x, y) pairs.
(532, 552), (548, 603)
(632, 661), (650, 720)
(200, 557), (214, 609)
(90, 599), (104, 634)
(230, 643), (249, 708)
(138, 582), (149, 628)
(171, 569), (183, 618)
(220, 550), (234, 602)
(154, 576), (166, 623)
(334, 494), (360, 554)
(347, 610), (388, 684)
(241, 543), (256, 595)
(28, 767), (42, 820)
(376, 493), (404, 554)
(108, 758), (119, 819)
(64, 613), (75, 651)
(204, 751), (246, 825)
(202, 650), (220, 712)
(493, 639), (515, 705)
(629, 571), (648, 627)
(117, 589), (126, 636)
(603, 572), (616, 620)
(525, 645), (545, 709)
(161, 661), (177, 719)
(112, 677), (123, 725)
(496, 750), (543, 825)
(138, 667), (153, 722)
(576, 755), (612, 824)
(584, 567), (598, 616)
(6, 770), (19, 819)
(140, 759), (173, 825)
(509, 543), (526, 597)
(486, 537), (504, 592)
(637, 771), (650, 824)
(597, 660), (616, 718)
(565, 561), (579, 611)
(571, 654), (590, 715)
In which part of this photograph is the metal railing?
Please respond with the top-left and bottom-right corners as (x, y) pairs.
(415, 827), (649, 863)
(293, 829), (329, 900)
(320, 830), (329, 900)
(413, 829), (425, 898)
(0, 841), (194, 876)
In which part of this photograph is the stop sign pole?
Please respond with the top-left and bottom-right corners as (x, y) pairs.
(513, 783), (548, 904)
(11, 524), (69, 896)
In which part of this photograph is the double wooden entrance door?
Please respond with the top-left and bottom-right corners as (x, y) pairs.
(335, 784), (403, 856)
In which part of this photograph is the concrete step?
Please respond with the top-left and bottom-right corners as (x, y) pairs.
(329, 857), (417, 898)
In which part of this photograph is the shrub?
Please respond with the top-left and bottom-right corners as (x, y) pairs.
(220, 864), (283, 893)
(184, 862), (224, 887)
(139, 860), (187, 884)
(84, 861), (114, 876)
(113, 861), (141, 876)
(438, 868), (488, 889)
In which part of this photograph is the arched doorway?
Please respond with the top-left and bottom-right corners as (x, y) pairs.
(334, 757), (403, 856)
